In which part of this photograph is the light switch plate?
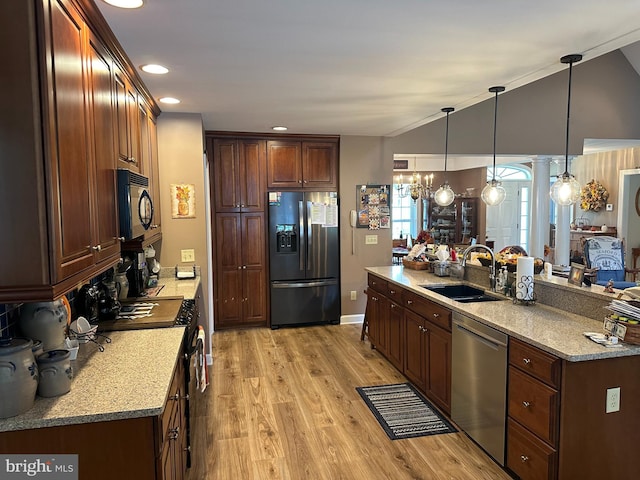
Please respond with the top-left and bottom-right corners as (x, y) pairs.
(605, 203), (614, 211)
(365, 235), (378, 245)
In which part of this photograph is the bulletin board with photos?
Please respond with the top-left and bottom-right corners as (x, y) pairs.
(356, 184), (391, 229)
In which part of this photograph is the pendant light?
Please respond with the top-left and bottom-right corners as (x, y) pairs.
(434, 107), (456, 206)
(550, 54), (583, 206)
(481, 86), (506, 206)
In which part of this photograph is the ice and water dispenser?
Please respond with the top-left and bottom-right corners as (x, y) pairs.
(275, 224), (297, 253)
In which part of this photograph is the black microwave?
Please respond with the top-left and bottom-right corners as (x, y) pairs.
(117, 170), (154, 240)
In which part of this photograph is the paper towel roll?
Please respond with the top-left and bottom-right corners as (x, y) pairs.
(516, 256), (534, 300)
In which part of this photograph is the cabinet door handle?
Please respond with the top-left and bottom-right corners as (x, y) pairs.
(523, 358), (531, 365)
(242, 265), (247, 269)
(238, 266), (242, 270)
(169, 427), (180, 440)
(92, 245), (102, 252)
(241, 204), (246, 207)
(116, 236), (125, 242)
(418, 326), (424, 332)
(520, 455), (529, 463)
(170, 393), (179, 401)
(389, 289), (395, 294)
(522, 401), (531, 408)
(390, 304), (396, 309)
(298, 180), (303, 184)
(236, 204), (240, 208)
(432, 313), (440, 319)
(406, 300), (413, 305)
(303, 180), (308, 184)
(150, 224), (159, 229)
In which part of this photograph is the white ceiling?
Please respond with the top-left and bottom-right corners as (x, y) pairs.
(97, 0), (640, 137)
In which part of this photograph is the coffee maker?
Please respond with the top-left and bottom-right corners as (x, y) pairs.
(98, 268), (121, 320)
(124, 251), (149, 297)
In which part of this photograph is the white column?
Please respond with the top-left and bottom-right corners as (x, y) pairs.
(529, 157), (551, 258)
(555, 205), (571, 266)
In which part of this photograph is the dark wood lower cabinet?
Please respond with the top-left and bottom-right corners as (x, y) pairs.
(365, 274), (451, 415)
(0, 361), (186, 480)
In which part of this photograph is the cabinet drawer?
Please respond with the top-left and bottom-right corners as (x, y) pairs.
(508, 367), (559, 445)
(385, 283), (403, 302)
(159, 371), (180, 447)
(368, 274), (387, 295)
(401, 290), (451, 331)
(510, 338), (561, 388)
(507, 418), (557, 480)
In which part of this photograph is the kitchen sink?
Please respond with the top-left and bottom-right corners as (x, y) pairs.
(421, 284), (504, 303)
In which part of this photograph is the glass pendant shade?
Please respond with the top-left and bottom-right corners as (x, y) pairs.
(550, 54), (583, 206)
(434, 182), (455, 206)
(481, 179), (506, 206)
(550, 172), (581, 206)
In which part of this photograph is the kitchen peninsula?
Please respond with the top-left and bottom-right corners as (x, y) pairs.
(365, 265), (640, 480)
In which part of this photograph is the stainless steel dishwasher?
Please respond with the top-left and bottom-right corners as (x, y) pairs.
(451, 312), (508, 466)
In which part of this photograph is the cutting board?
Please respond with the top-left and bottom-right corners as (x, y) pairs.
(98, 297), (184, 331)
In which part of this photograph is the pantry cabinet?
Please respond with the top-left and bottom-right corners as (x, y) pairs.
(266, 140), (338, 190)
(0, 0), (159, 302)
(215, 213), (268, 328)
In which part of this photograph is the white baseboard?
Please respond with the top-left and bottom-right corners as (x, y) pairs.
(340, 314), (364, 324)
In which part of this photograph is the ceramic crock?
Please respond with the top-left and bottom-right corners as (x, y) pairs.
(36, 349), (72, 398)
(0, 338), (38, 419)
(19, 299), (68, 351)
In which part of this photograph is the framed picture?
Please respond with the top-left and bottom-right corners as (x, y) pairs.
(568, 262), (585, 286)
(171, 184), (196, 219)
(356, 184), (391, 229)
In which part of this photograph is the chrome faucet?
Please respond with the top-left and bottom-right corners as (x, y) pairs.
(461, 244), (497, 292)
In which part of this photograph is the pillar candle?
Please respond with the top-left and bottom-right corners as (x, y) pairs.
(516, 256), (534, 301)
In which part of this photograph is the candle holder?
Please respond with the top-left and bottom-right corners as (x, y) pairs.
(512, 275), (536, 305)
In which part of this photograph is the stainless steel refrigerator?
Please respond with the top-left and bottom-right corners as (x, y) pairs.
(268, 191), (340, 328)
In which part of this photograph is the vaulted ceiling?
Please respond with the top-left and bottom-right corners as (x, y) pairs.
(97, 0), (640, 137)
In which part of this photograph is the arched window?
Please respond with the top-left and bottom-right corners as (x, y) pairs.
(486, 165), (531, 181)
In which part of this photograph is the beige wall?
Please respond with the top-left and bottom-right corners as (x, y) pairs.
(339, 136), (392, 318)
(572, 147), (640, 228)
(156, 113), (211, 351)
(384, 50), (640, 158)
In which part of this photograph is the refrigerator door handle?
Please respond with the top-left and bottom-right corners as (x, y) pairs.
(306, 201), (312, 271)
(299, 200), (305, 272)
(272, 279), (338, 288)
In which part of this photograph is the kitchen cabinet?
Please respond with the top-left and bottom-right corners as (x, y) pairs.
(215, 213), (268, 328)
(0, 0), (159, 301)
(114, 63), (141, 172)
(506, 338), (560, 480)
(364, 274), (451, 414)
(210, 137), (266, 212)
(0, 350), (187, 480)
(266, 140), (338, 190)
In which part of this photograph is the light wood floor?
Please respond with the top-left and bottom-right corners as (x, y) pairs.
(187, 323), (512, 480)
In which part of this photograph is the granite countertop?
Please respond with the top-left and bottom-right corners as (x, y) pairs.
(366, 266), (640, 362)
(155, 275), (200, 300)
(0, 327), (185, 433)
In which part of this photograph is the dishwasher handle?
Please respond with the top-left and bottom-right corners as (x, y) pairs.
(454, 321), (508, 349)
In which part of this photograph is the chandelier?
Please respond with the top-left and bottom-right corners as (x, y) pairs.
(395, 163), (433, 202)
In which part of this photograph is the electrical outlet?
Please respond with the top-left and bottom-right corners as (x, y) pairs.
(606, 386), (620, 413)
(350, 290), (357, 301)
(365, 235), (378, 245)
(606, 203), (614, 211)
(181, 249), (195, 263)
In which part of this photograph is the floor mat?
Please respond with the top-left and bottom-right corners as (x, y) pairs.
(356, 383), (457, 440)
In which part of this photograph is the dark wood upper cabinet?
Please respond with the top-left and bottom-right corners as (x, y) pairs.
(0, 0), (158, 301)
(267, 140), (338, 190)
(212, 138), (266, 212)
(114, 63), (141, 172)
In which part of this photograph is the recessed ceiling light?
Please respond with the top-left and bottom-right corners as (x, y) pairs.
(102, 0), (144, 8)
(272, 126), (288, 131)
(159, 97), (180, 104)
(140, 64), (169, 74)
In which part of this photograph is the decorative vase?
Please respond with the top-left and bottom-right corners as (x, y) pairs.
(177, 200), (189, 216)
